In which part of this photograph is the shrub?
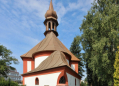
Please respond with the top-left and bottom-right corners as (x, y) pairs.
(0, 77), (19, 86)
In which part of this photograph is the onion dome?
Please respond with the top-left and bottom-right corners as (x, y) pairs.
(45, 0), (58, 19)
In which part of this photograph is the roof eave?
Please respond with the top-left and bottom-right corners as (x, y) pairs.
(21, 65), (81, 79)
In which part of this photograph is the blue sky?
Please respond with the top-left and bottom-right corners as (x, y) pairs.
(0, 0), (94, 80)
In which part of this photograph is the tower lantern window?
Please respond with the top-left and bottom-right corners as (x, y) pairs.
(48, 22), (51, 30)
(52, 22), (54, 30)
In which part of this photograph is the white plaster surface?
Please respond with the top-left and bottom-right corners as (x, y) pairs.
(67, 59), (69, 64)
(66, 73), (80, 86)
(71, 64), (75, 71)
(27, 61), (31, 72)
(24, 72), (61, 86)
(35, 56), (48, 68)
(76, 77), (80, 86)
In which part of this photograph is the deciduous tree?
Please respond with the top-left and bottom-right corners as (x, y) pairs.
(70, 36), (84, 77)
(0, 44), (19, 78)
(79, 0), (119, 85)
(114, 46), (119, 86)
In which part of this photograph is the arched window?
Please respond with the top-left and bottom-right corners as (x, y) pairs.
(35, 77), (39, 85)
(48, 22), (51, 30)
(59, 76), (66, 84)
(52, 22), (54, 30)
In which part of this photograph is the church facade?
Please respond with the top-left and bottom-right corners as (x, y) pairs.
(21, 0), (81, 86)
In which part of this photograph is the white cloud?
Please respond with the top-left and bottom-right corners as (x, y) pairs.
(56, 0), (93, 23)
(0, 0), (94, 46)
(67, 1), (82, 11)
(0, 0), (94, 30)
(72, 12), (76, 16)
(21, 35), (40, 46)
(0, 0), (8, 4)
(0, 0), (94, 80)
(56, 2), (67, 23)
(14, 0), (49, 20)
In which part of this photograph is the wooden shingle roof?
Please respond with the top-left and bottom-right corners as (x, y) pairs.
(22, 51), (70, 75)
(21, 32), (80, 61)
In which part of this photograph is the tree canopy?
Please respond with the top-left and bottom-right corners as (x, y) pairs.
(0, 44), (19, 78)
(113, 46), (119, 86)
(70, 36), (84, 77)
(79, 0), (119, 86)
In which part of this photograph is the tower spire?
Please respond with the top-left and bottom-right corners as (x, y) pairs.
(45, 0), (57, 19)
(44, 0), (59, 37)
(49, 0), (54, 10)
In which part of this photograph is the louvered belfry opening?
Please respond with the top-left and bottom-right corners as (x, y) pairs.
(59, 76), (66, 84)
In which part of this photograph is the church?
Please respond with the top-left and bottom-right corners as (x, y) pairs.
(21, 0), (81, 86)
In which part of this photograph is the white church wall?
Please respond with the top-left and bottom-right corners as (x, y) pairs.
(35, 56), (48, 68)
(27, 61), (31, 72)
(66, 73), (80, 86)
(76, 77), (80, 86)
(71, 64), (75, 71)
(25, 76), (35, 86)
(67, 59), (69, 64)
(24, 72), (61, 86)
(66, 73), (75, 86)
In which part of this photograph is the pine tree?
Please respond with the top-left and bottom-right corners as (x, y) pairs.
(79, 0), (119, 86)
(70, 36), (84, 77)
(114, 46), (119, 86)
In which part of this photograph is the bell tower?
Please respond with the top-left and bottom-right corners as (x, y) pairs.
(44, 0), (59, 36)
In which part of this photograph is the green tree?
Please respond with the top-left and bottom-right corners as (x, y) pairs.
(0, 77), (19, 86)
(81, 77), (88, 86)
(70, 36), (84, 77)
(79, 0), (119, 86)
(81, 81), (87, 86)
(0, 44), (19, 78)
(84, 77), (87, 83)
(113, 46), (119, 86)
